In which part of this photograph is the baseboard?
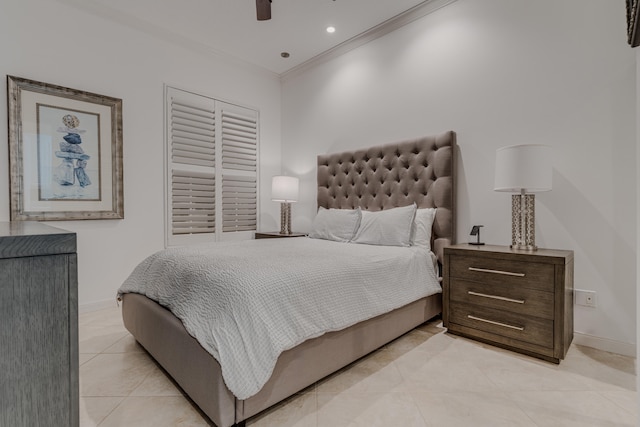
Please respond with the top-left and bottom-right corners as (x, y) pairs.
(79, 299), (119, 313)
(573, 332), (636, 358)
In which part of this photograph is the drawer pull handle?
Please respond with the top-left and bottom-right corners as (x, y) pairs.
(467, 315), (524, 331)
(468, 291), (525, 304)
(468, 267), (525, 277)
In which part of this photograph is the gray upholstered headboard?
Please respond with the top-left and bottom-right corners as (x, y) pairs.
(317, 131), (456, 263)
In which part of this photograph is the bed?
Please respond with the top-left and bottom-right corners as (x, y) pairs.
(119, 130), (456, 427)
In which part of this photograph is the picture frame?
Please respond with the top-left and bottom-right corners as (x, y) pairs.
(7, 76), (124, 220)
(627, 0), (639, 47)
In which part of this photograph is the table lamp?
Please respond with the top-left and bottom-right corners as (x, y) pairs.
(271, 175), (299, 235)
(494, 144), (552, 251)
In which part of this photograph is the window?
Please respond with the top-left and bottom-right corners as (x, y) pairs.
(165, 86), (258, 246)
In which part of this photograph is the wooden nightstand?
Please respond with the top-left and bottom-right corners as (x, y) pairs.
(443, 244), (574, 363)
(255, 232), (307, 239)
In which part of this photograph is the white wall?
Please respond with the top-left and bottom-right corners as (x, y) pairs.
(0, 0), (282, 308)
(282, 0), (637, 350)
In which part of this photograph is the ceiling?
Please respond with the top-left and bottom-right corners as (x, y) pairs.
(69, 0), (442, 75)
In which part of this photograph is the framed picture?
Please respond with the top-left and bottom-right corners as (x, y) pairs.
(8, 76), (124, 220)
(627, 0), (639, 47)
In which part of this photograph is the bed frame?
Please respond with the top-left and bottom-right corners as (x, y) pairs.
(122, 130), (456, 427)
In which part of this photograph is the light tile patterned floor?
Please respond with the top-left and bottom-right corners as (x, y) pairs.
(79, 306), (637, 426)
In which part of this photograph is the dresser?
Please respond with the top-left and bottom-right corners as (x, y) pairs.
(0, 222), (78, 426)
(443, 244), (573, 363)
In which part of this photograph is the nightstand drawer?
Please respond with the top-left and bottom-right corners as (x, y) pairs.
(450, 255), (554, 292)
(449, 303), (554, 349)
(450, 279), (554, 319)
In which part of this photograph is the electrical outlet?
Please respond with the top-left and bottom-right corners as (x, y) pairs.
(575, 289), (596, 308)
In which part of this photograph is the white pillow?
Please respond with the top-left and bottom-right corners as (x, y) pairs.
(308, 207), (361, 242)
(352, 204), (417, 247)
(411, 208), (437, 250)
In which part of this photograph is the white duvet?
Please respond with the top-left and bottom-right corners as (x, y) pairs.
(118, 237), (441, 400)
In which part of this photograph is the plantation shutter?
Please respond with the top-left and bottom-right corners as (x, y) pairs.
(165, 87), (259, 246)
(220, 104), (258, 233)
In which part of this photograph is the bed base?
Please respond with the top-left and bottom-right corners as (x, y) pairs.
(122, 292), (441, 427)
(122, 131), (455, 426)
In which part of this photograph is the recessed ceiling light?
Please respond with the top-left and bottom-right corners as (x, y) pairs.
(326, 26), (336, 34)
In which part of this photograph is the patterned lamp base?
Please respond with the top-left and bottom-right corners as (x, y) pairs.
(511, 193), (537, 251)
(279, 202), (292, 235)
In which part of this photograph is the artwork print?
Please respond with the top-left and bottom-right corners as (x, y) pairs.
(8, 75), (124, 221)
(37, 105), (101, 201)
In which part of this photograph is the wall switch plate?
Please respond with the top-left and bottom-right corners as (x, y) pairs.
(575, 289), (596, 307)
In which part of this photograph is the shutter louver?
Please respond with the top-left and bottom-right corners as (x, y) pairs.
(171, 101), (216, 168)
(222, 175), (257, 232)
(221, 106), (258, 233)
(172, 171), (215, 234)
(167, 89), (217, 241)
(221, 110), (257, 171)
(165, 87), (259, 246)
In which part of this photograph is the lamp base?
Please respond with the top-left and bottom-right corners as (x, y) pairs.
(510, 244), (537, 251)
(279, 202), (292, 235)
(511, 193), (537, 251)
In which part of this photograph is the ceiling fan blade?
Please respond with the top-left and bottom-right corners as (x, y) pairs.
(256, 0), (272, 21)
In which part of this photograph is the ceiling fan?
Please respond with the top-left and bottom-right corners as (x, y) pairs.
(256, 0), (272, 21)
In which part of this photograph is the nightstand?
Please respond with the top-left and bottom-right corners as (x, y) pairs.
(255, 232), (307, 239)
(443, 244), (574, 363)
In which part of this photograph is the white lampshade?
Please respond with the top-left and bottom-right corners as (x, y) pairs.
(271, 176), (299, 202)
(494, 144), (552, 193)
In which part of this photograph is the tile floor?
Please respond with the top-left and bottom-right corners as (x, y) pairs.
(79, 306), (637, 426)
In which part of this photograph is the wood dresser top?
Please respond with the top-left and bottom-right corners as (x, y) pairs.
(0, 222), (76, 258)
(445, 244), (573, 264)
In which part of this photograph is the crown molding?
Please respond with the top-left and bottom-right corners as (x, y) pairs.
(280, 0), (458, 81)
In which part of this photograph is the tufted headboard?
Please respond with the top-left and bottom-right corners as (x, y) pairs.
(317, 131), (456, 263)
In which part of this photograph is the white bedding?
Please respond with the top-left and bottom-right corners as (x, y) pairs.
(118, 237), (441, 400)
